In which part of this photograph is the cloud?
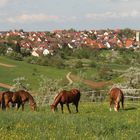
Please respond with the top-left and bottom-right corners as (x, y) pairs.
(89, 0), (130, 2)
(107, 0), (129, 1)
(86, 10), (140, 20)
(6, 13), (60, 23)
(5, 13), (78, 24)
(0, 0), (9, 7)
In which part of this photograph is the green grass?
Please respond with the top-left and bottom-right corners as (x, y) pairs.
(0, 56), (68, 90)
(0, 55), (137, 92)
(0, 102), (139, 140)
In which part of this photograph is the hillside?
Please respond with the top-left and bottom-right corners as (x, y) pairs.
(0, 56), (68, 91)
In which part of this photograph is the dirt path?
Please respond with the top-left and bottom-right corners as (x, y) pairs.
(66, 72), (113, 89)
(0, 63), (15, 89)
(0, 83), (15, 89)
(66, 72), (73, 85)
(0, 63), (16, 68)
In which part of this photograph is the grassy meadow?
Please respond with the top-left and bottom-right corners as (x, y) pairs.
(0, 102), (139, 140)
(0, 54), (140, 140)
(0, 56), (68, 91)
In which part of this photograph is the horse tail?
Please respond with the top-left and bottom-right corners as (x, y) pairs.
(116, 92), (121, 103)
(78, 90), (81, 101)
(121, 91), (124, 109)
(1, 93), (6, 110)
(116, 89), (124, 102)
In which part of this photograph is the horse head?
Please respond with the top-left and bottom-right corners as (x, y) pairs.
(50, 104), (58, 112)
(30, 102), (37, 111)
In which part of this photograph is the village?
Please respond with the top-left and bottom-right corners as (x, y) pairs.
(0, 28), (139, 57)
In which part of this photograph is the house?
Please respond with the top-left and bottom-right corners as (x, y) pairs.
(43, 49), (50, 56)
(125, 39), (135, 48)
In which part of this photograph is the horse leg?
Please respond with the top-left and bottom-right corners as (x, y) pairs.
(109, 99), (113, 111)
(117, 102), (120, 111)
(66, 103), (71, 113)
(21, 103), (25, 111)
(114, 102), (118, 112)
(5, 103), (10, 111)
(60, 103), (64, 113)
(121, 98), (124, 110)
(16, 103), (21, 111)
(74, 102), (79, 113)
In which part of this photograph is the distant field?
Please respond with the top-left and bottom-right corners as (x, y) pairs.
(0, 55), (138, 91)
(0, 101), (139, 140)
(0, 56), (68, 91)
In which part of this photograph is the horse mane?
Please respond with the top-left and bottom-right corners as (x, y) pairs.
(26, 91), (36, 105)
(52, 90), (66, 106)
(18, 90), (36, 106)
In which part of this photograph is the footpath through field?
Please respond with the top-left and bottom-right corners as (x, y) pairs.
(66, 72), (113, 89)
(0, 82), (15, 89)
(0, 63), (16, 68)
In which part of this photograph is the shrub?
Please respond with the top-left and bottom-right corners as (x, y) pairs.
(75, 61), (83, 68)
(6, 52), (23, 61)
(90, 61), (98, 68)
(0, 45), (7, 55)
(98, 65), (113, 80)
(24, 56), (38, 64)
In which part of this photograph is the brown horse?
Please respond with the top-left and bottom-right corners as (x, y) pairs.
(108, 87), (124, 112)
(0, 91), (4, 108)
(50, 89), (81, 113)
(1, 90), (37, 111)
(12, 90), (37, 111)
(1, 91), (15, 110)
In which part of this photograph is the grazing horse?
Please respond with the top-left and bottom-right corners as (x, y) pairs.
(0, 92), (3, 108)
(12, 90), (37, 111)
(50, 89), (81, 113)
(1, 90), (37, 111)
(108, 87), (124, 112)
(1, 91), (15, 110)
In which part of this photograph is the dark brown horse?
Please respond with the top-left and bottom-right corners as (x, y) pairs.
(50, 89), (81, 113)
(12, 90), (37, 111)
(1, 90), (37, 111)
(108, 87), (124, 112)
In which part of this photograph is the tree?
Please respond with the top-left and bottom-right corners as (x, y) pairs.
(15, 42), (21, 53)
(38, 75), (63, 106)
(0, 45), (7, 55)
(11, 77), (30, 91)
(118, 28), (134, 38)
(120, 67), (140, 88)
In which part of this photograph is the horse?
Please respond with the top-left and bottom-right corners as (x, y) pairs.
(12, 90), (37, 111)
(108, 87), (124, 112)
(1, 90), (37, 111)
(0, 91), (3, 108)
(50, 89), (81, 113)
(1, 91), (15, 110)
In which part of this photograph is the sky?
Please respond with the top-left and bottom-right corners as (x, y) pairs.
(0, 0), (140, 31)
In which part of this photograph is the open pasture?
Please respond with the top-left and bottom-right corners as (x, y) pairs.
(0, 102), (139, 140)
(0, 56), (68, 90)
